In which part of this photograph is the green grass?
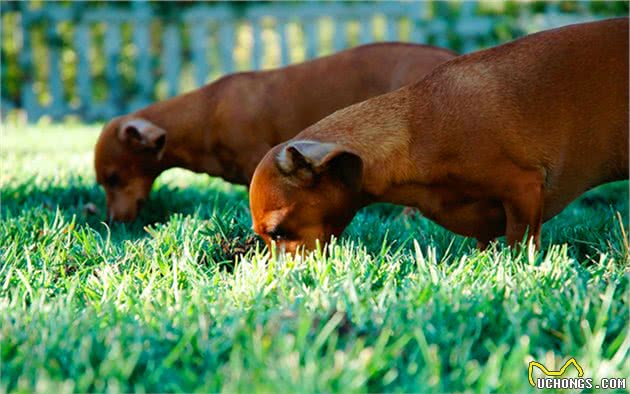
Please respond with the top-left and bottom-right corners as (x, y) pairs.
(1, 125), (629, 393)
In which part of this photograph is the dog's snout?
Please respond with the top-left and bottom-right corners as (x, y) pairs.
(106, 205), (137, 223)
(270, 240), (301, 255)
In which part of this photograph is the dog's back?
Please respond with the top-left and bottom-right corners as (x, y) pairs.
(210, 43), (457, 146)
(412, 18), (628, 217)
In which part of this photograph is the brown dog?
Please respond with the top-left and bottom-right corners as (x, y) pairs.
(94, 43), (456, 221)
(250, 18), (629, 253)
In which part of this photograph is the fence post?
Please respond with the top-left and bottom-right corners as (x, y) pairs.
(278, 18), (291, 66)
(410, 2), (428, 45)
(190, 18), (209, 87)
(333, 18), (346, 52)
(359, 14), (372, 45)
(130, 1), (153, 111)
(252, 18), (264, 70)
(46, 12), (65, 120)
(162, 23), (181, 98)
(385, 15), (398, 42)
(304, 18), (318, 59)
(18, 4), (40, 121)
(219, 21), (235, 74)
(104, 17), (122, 118)
(75, 21), (93, 120)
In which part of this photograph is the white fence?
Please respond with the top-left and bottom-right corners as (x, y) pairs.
(0, 1), (619, 122)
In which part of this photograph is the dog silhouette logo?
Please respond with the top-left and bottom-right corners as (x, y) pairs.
(528, 357), (584, 387)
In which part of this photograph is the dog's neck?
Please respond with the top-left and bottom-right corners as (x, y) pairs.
(133, 86), (222, 175)
(299, 85), (423, 204)
(131, 74), (281, 185)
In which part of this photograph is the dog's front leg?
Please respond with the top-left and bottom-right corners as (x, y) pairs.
(501, 173), (545, 249)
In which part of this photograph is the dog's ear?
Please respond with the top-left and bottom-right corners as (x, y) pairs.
(276, 140), (362, 189)
(118, 118), (167, 160)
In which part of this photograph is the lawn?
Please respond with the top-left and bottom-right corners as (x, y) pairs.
(1, 125), (629, 393)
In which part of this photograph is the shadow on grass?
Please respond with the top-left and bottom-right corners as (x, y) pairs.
(347, 181), (629, 261)
(2, 175), (628, 261)
(1, 178), (250, 241)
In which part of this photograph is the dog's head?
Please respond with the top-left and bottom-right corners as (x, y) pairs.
(94, 117), (167, 222)
(250, 140), (364, 253)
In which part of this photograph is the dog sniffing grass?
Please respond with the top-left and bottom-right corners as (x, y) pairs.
(1, 125), (628, 393)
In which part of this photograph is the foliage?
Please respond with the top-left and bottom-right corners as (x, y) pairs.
(1, 125), (628, 392)
(1, 1), (628, 121)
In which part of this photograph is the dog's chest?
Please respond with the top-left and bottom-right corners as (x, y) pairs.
(385, 183), (504, 237)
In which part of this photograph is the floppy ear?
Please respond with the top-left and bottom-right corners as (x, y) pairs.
(276, 140), (363, 189)
(118, 118), (167, 160)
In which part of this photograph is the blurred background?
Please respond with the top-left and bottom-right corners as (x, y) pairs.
(1, 0), (628, 123)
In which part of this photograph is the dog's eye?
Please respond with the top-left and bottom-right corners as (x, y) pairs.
(105, 173), (120, 187)
(268, 228), (290, 241)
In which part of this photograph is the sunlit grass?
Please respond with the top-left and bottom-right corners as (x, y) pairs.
(1, 125), (628, 393)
